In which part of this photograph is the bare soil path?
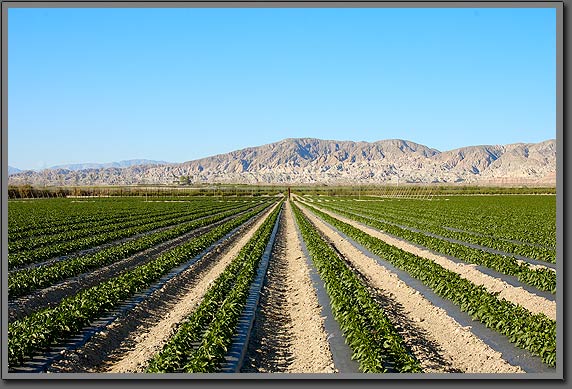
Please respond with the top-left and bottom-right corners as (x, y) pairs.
(241, 201), (335, 373)
(297, 202), (524, 373)
(298, 199), (555, 320)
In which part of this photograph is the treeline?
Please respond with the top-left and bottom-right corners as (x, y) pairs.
(292, 185), (556, 197)
(8, 185), (286, 199)
(8, 184), (556, 199)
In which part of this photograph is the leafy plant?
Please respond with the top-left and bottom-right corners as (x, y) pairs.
(299, 201), (556, 367)
(7, 203), (274, 368)
(312, 201), (555, 293)
(147, 203), (282, 373)
(292, 203), (422, 373)
(9, 202), (269, 298)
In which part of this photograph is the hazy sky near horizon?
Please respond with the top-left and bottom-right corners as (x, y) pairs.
(8, 7), (556, 170)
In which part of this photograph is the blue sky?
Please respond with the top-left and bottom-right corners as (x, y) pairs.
(8, 7), (556, 170)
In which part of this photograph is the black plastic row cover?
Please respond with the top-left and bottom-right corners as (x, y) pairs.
(9, 206), (269, 374)
(292, 208), (361, 374)
(220, 204), (283, 373)
(319, 216), (555, 374)
(311, 205), (555, 301)
(331, 206), (556, 270)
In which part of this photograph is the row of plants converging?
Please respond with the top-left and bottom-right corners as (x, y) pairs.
(291, 202), (422, 373)
(315, 195), (556, 251)
(7, 197), (198, 237)
(426, 195), (556, 249)
(8, 205), (208, 253)
(299, 202), (556, 367)
(9, 206), (170, 243)
(7, 203), (275, 368)
(146, 202), (283, 373)
(8, 200), (263, 270)
(310, 201), (556, 294)
(8, 199), (134, 235)
(8, 201), (243, 267)
(320, 200), (555, 263)
(8, 202), (269, 298)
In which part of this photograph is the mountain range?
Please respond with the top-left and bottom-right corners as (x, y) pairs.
(8, 159), (169, 175)
(48, 159), (171, 171)
(8, 166), (22, 175)
(7, 138), (556, 186)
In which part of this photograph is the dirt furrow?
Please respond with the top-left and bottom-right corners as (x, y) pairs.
(8, 209), (257, 322)
(336, 206), (555, 271)
(241, 201), (335, 373)
(46, 203), (278, 373)
(299, 200), (555, 320)
(9, 216), (192, 273)
(297, 203), (524, 374)
(8, 206), (241, 274)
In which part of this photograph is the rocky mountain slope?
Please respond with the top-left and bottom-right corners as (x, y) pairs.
(8, 138), (556, 186)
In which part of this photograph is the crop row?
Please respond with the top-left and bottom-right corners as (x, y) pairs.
(299, 202), (556, 367)
(7, 203), (274, 368)
(8, 200), (266, 270)
(324, 195), (556, 249)
(8, 202), (269, 298)
(8, 203), (235, 253)
(292, 202), (421, 373)
(147, 203), (282, 373)
(9, 207), (163, 243)
(8, 198), (161, 235)
(8, 198), (259, 239)
(324, 200), (555, 263)
(311, 201), (555, 294)
(8, 201), (244, 264)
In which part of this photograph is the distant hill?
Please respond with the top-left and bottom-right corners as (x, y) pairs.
(48, 159), (171, 171)
(8, 166), (22, 175)
(7, 138), (556, 186)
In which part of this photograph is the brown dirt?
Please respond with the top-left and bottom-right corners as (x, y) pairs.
(47, 203), (278, 373)
(299, 200), (555, 321)
(241, 201), (335, 373)
(297, 202), (525, 374)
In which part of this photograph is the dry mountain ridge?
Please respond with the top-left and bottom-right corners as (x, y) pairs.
(8, 138), (556, 186)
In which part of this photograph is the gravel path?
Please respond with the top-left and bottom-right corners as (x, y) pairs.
(241, 201), (335, 373)
(297, 202), (524, 374)
(299, 200), (555, 320)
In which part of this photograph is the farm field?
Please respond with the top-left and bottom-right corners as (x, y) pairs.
(6, 192), (557, 375)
